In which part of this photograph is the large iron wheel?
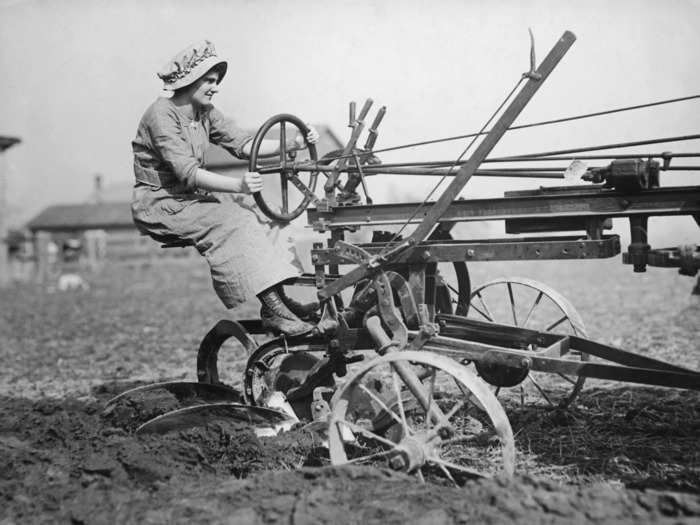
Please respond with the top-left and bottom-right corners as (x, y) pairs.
(468, 277), (589, 408)
(328, 351), (515, 485)
(249, 114), (318, 222)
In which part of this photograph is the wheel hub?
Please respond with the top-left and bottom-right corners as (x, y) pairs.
(389, 435), (429, 472)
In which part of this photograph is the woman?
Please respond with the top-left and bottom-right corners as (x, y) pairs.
(131, 40), (320, 336)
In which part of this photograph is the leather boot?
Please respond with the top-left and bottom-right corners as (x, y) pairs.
(342, 280), (378, 327)
(278, 288), (320, 321)
(258, 286), (314, 336)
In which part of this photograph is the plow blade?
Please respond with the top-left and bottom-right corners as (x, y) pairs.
(104, 381), (243, 410)
(134, 403), (296, 436)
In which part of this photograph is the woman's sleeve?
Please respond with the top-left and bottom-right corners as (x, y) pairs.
(208, 107), (253, 159)
(146, 107), (200, 188)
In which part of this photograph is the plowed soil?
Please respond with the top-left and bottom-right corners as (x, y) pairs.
(1, 257), (699, 524)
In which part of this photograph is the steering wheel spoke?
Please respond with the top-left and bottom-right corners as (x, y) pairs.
(249, 114), (318, 222)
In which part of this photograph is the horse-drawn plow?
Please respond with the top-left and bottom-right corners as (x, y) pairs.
(107, 30), (700, 485)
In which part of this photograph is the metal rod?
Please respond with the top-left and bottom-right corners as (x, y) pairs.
(484, 153), (700, 162)
(325, 94), (700, 162)
(265, 162), (568, 178)
(495, 133), (700, 160)
(337, 153), (700, 167)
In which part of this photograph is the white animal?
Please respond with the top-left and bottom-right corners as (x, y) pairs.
(56, 273), (90, 291)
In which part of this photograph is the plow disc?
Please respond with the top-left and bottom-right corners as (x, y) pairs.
(104, 381), (243, 409)
(134, 403), (297, 436)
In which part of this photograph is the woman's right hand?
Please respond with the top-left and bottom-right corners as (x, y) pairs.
(242, 171), (264, 194)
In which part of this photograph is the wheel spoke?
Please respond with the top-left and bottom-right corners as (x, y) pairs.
(343, 448), (396, 465)
(475, 292), (496, 322)
(424, 368), (437, 429)
(445, 399), (467, 420)
(336, 419), (397, 449)
(358, 384), (403, 427)
(469, 302), (493, 322)
(435, 461), (459, 487)
(279, 121), (287, 161)
(506, 282), (518, 326)
(527, 374), (555, 406)
(430, 457), (488, 480)
(522, 291), (544, 328)
(546, 315), (569, 332)
(439, 434), (479, 447)
(280, 174), (289, 213)
(556, 372), (578, 385)
(391, 369), (412, 436)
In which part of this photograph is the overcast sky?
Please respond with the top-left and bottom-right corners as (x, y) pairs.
(1, 0), (699, 241)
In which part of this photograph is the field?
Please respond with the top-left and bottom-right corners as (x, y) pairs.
(1, 255), (699, 524)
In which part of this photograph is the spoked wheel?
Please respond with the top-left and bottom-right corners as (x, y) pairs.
(244, 338), (332, 421)
(328, 351), (514, 485)
(249, 114), (318, 222)
(468, 277), (589, 408)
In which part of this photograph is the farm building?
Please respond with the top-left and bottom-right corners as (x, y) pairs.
(23, 126), (343, 274)
(0, 135), (22, 286)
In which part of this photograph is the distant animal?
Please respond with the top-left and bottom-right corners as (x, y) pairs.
(56, 273), (90, 292)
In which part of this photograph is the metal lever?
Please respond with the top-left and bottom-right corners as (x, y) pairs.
(523, 28), (542, 81)
(364, 106), (387, 151)
(348, 101), (356, 128)
(357, 98), (374, 124)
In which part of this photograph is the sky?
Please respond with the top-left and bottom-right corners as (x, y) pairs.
(1, 0), (699, 242)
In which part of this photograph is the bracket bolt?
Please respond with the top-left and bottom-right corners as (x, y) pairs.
(389, 454), (407, 471)
(466, 249), (475, 258)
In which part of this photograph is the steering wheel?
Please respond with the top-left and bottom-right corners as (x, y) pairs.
(248, 114), (318, 222)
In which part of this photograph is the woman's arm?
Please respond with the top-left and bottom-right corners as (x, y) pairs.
(241, 127), (321, 158)
(193, 169), (263, 194)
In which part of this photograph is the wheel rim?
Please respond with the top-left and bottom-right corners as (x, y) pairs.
(467, 277), (589, 408)
(249, 114), (318, 222)
(328, 351), (514, 485)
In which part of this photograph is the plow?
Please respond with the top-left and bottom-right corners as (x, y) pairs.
(107, 30), (700, 485)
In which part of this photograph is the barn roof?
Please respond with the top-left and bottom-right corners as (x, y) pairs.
(26, 202), (132, 232)
(205, 124), (343, 169)
(0, 136), (21, 152)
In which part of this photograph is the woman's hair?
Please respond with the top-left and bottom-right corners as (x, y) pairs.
(172, 64), (225, 98)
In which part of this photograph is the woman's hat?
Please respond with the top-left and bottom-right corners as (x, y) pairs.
(157, 40), (228, 91)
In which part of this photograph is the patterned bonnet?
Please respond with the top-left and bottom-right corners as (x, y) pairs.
(157, 40), (228, 91)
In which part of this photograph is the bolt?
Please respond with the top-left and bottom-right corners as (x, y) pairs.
(466, 249), (475, 258)
(437, 426), (454, 440)
(422, 251), (431, 261)
(389, 454), (406, 471)
(521, 357), (532, 369)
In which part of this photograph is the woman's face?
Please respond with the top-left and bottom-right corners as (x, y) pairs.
(189, 70), (220, 107)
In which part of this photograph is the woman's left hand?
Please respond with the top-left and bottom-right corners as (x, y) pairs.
(293, 124), (320, 149)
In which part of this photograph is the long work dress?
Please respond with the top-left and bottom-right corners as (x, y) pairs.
(131, 97), (299, 307)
